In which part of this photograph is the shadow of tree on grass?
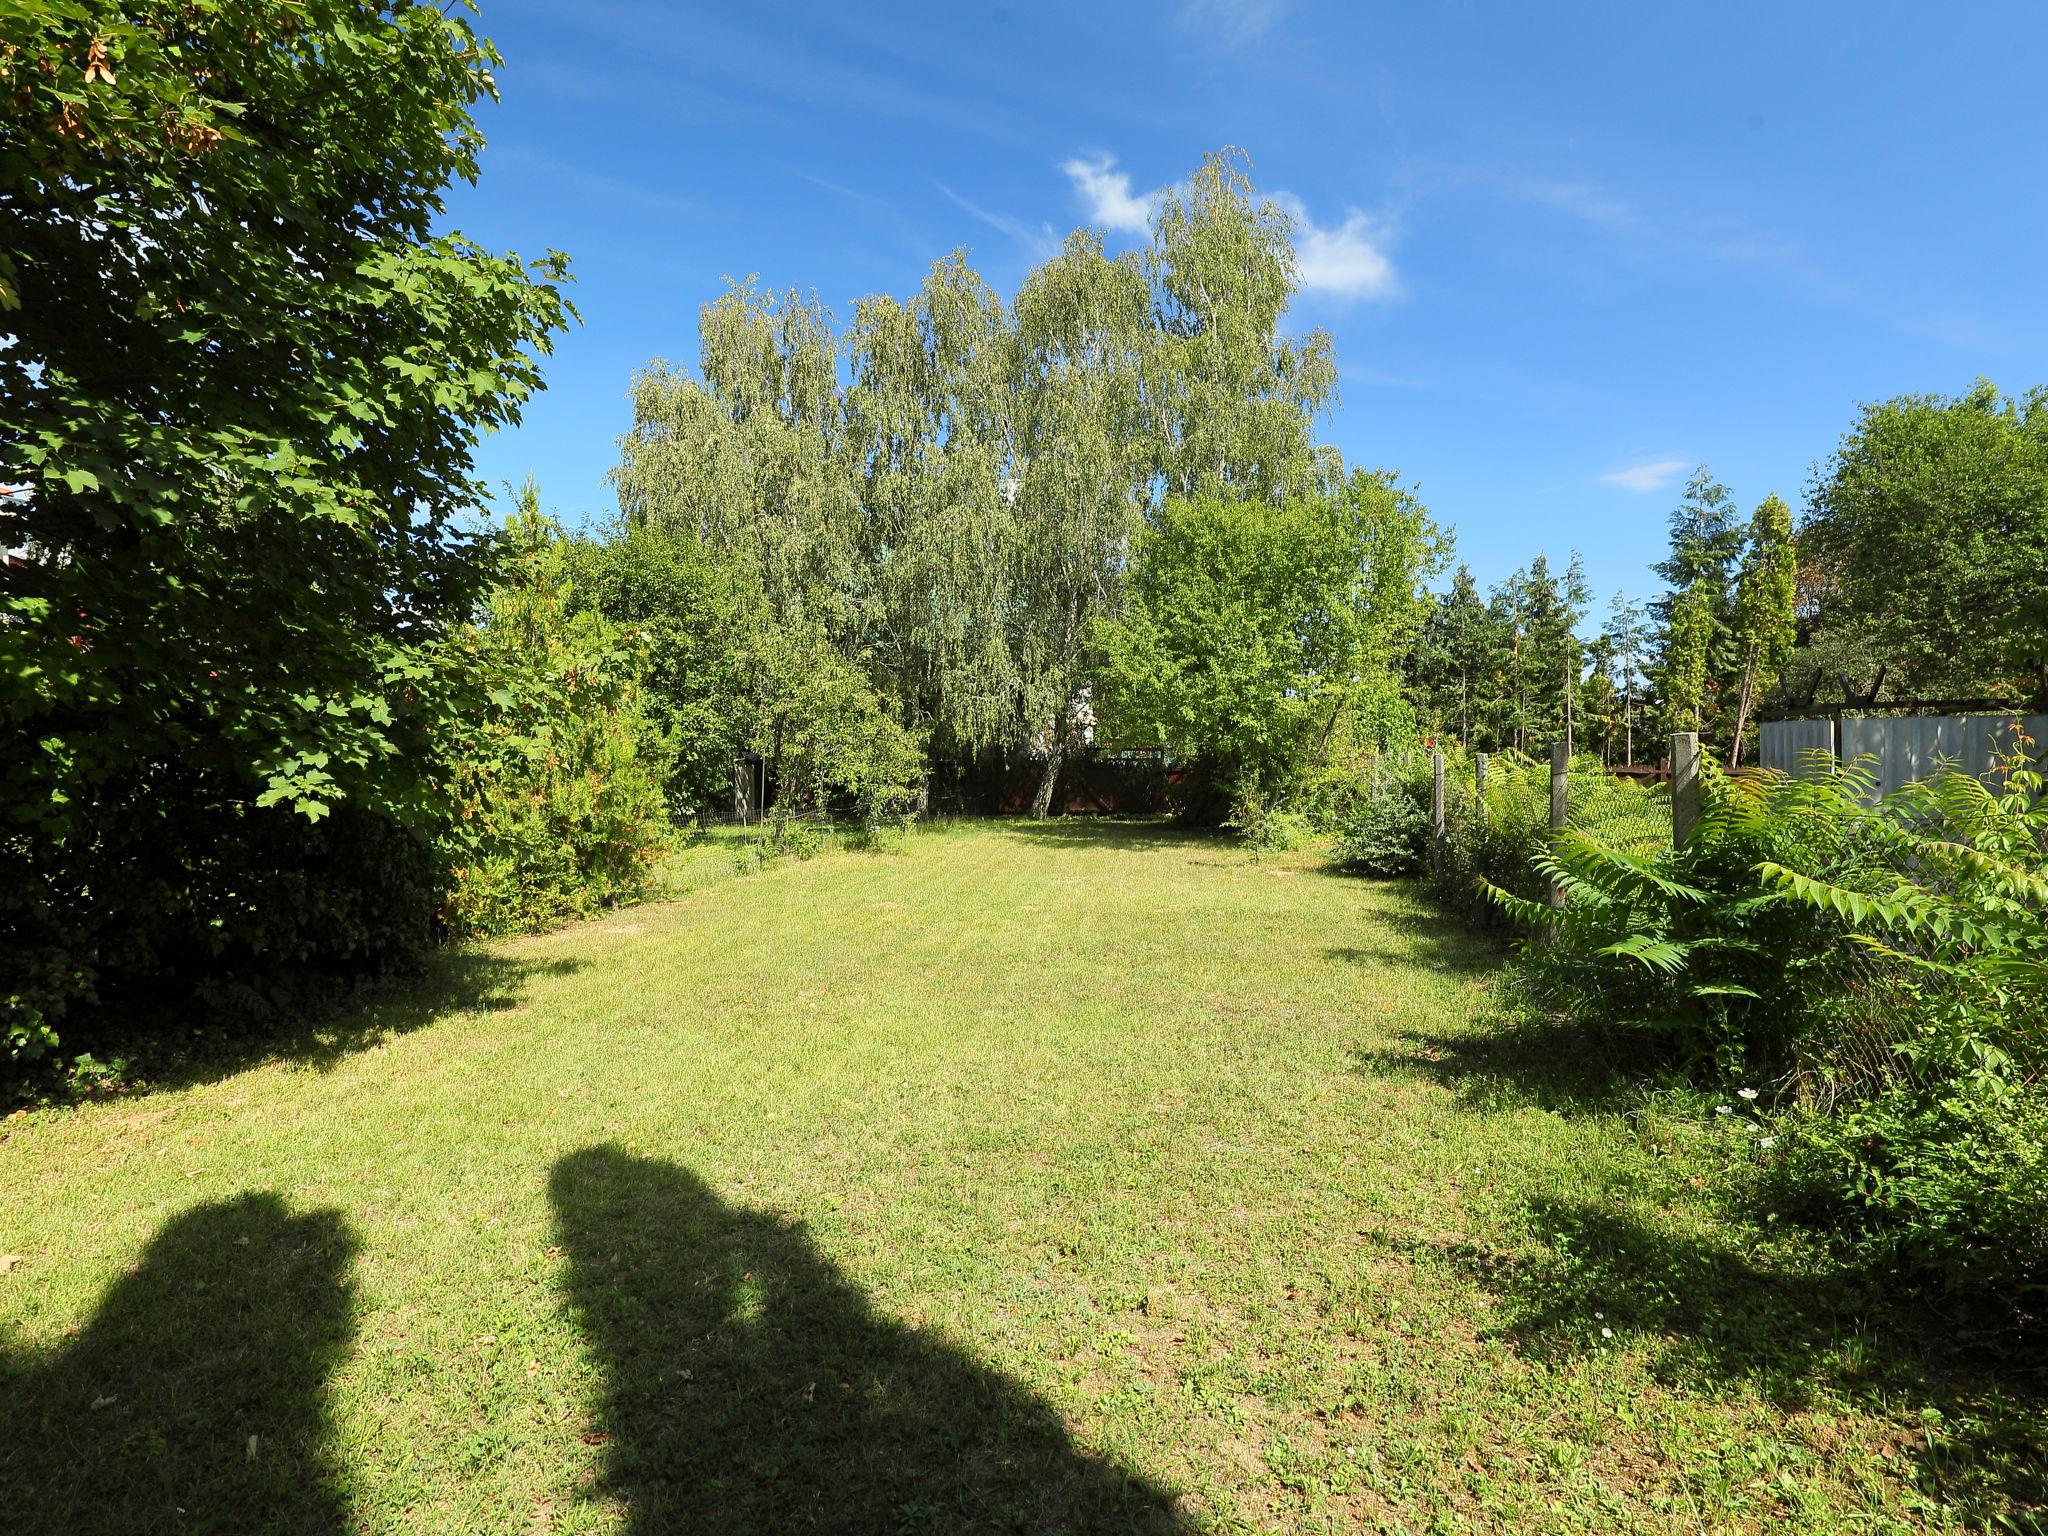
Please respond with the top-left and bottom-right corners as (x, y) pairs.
(92, 947), (591, 1102)
(550, 1146), (1192, 1534)
(0, 1193), (358, 1533)
(1419, 1196), (2048, 1523)
(991, 817), (1216, 856)
(1349, 1014), (1673, 1119)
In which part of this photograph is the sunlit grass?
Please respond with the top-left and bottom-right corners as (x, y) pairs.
(1, 821), (2037, 1532)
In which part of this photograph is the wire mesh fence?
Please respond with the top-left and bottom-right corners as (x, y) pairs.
(1414, 749), (1676, 914)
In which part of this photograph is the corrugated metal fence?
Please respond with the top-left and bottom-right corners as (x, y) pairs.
(1760, 713), (2048, 798)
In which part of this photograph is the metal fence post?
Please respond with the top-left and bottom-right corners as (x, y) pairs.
(1671, 731), (1701, 846)
(1547, 741), (1569, 908)
(1431, 749), (1446, 873)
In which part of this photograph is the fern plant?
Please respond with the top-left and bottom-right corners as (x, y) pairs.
(1482, 759), (1874, 1074)
(1483, 734), (2048, 1293)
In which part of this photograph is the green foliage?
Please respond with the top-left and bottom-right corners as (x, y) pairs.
(1143, 149), (1338, 503)
(1093, 473), (1442, 813)
(1405, 554), (1593, 759)
(611, 150), (1356, 816)
(1329, 761), (1431, 876)
(567, 523), (748, 824)
(1, 0), (571, 1079)
(1799, 381), (2048, 702)
(1657, 576), (1716, 734)
(2, 0), (574, 833)
(1771, 1081), (2048, 1296)
(435, 498), (672, 938)
(1726, 494), (1798, 764)
(1483, 740), (2048, 1294)
(748, 630), (925, 833)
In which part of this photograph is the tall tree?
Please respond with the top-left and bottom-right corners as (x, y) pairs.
(1009, 231), (1152, 816)
(1651, 468), (1746, 614)
(1409, 564), (1494, 746)
(1, 0), (573, 1052)
(1486, 554), (1587, 754)
(842, 254), (1017, 758)
(1725, 494), (1798, 766)
(1648, 467), (1744, 744)
(1799, 381), (2048, 703)
(1600, 592), (1652, 764)
(1659, 576), (1717, 735)
(1144, 150), (1338, 504)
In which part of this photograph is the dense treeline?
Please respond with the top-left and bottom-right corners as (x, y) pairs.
(599, 153), (1421, 831)
(1408, 385), (2048, 770)
(1, 4), (1439, 1089)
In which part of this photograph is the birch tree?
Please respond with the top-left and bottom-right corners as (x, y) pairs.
(1009, 231), (1153, 816)
(1145, 150), (1337, 504)
(842, 253), (1017, 759)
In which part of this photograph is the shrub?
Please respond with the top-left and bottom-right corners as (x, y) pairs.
(1770, 1081), (2048, 1296)
(1331, 763), (1431, 875)
(1237, 801), (1318, 855)
(1484, 738), (2048, 1295)
(4, 786), (442, 1092)
(435, 499), (674, 938)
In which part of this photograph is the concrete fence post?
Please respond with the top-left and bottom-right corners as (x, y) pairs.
(1671, 731), (1701, 846)
(1547, 741), (1570, 908)
(1431, 749), (1446, 873)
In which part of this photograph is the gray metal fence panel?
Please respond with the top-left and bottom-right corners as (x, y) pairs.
(1759, 718), (1836, 778)
(1837, 713), (2048, 799)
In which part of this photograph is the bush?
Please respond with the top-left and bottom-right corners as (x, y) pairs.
(1236, 799), (1318, 854)
(434, 499), (674, 938)
(1771, 1081), (2048, 1296)
(1331, 763), (1430, 875)
(1484, 739), (2048, 1295)
(4, 786), (440, 1091)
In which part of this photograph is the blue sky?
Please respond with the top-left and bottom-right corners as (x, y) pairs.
(446, 0), (2048, 611)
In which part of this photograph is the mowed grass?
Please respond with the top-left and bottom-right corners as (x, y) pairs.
(2, 821), (2040, 1533)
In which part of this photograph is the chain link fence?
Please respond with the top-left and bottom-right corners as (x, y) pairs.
(1414, 748), (1676, 914)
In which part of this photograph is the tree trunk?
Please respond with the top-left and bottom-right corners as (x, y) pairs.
(1030, 737), (1065, 820)
(1729, 655), (1759, 768)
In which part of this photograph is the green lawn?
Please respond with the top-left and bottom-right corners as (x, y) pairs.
(1, 821), (2039, 1533)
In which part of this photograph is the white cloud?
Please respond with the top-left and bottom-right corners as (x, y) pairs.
(1601, 459), (1690, 494)
(1178, 0), (1286, 45)
(1064, 158), (1399, 299)
(1060, 154), (1157, 235)
(1273, 194), (1398, 299)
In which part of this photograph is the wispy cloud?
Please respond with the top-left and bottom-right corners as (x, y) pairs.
(1272, 193), (1399, 299)
(935, 182), (1059, 259)
(1060, 154), (1156, 235)
(1177, 0), (1287, 45)
(1601, 458), (1690, 494)
(1501, 173), (1812, 284)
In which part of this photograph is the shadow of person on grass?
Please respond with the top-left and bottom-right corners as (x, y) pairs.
(0, 1192), (357, 1533)
(549, 1146), (1191, 1535)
